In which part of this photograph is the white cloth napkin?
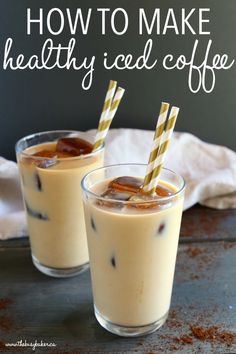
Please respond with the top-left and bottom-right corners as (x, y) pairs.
(1, 129), (236, 240)
(0, 157), (27, 240)
(105, 129), (236, 210)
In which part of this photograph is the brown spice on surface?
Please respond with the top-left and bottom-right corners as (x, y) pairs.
(190, 274), (200, 280)
(0, 315), (14, 332)
(166, 309), (182, 328)
(190, 325), (236, 346)
(169, 344), (179, 351)
(176, 243), (223, 283)
(0, 341), (6, 351)
(180, 208), (221, 237)
(175, 335), (193, 344)
(186, 246), (205, 257)
(53, 352), (81, 354)
(159, 306), (236, 351)
(137, 341), (143, 346)
(0, 299), (13, 311)
(223, 242), (236, 250)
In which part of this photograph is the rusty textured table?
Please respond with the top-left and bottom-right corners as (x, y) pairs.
(0, 205), (236, 354)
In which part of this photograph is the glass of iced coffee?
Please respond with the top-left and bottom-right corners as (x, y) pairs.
(81, 164), (185, 336)
(16, 130), (104, 277)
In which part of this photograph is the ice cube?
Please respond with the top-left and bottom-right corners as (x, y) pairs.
(32, 150), (57, 158)
(102, 189), (132, 201)
(97, 188), (132, 209)
(108, 176), (142, 194)
(56, 137), (93, 156)
(97, 177), (152, 209)
(127, 184), (174, 210)
(30, 150), (58, 168)
(96, 176), (174, 211)
(110, 255), (116, 268)
(156, 185), (173, 197)
(157, 222), (165, 234)
(91, 217), (97, 232)
(31, 148), (77, 168)
(128, 193), (160, 210)
(37, 159), (58, 168)
(25, 202), (49, 220)
(35, 173), (42, 191)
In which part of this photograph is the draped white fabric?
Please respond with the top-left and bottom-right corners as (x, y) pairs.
(1, 129), (236, 239)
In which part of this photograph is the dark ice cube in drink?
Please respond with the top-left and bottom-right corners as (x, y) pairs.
(96, 187), (132, 209)
(128, 193), (160, 210)
(32, 150), (57, 158)
(32, 149), (72, 159)
(102, 189), (132, 201)
(56, 137), (93, 156)
(108, 176), (142, 194)
(22, 150), (58, 168)
(30, 150), (58, 168)
(96, 176), (143, 209)
(97, 176), (174, 210)
(156, 185), (173, 197)
(128, 184), (174, 210)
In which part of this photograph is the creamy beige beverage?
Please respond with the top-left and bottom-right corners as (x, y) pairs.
(16, 131), (104, 277)
(82, 165), (185, 336)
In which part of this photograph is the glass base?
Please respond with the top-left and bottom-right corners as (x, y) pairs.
(32, 255), (89, 278)
(94, 306), (168, 337)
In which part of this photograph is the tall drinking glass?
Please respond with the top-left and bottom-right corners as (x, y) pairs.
(16, 130), (104, 277)
(82, 164), (185, 336)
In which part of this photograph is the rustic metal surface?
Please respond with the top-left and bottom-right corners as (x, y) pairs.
(180, 205), (236, 242)
(0, 206), (236, 354)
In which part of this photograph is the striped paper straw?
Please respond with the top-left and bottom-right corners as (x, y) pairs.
(93, 80), (117, 151)
(143, 102), (169, 189)
(93, 87), (125, 151)
(143, 106), (179, 194)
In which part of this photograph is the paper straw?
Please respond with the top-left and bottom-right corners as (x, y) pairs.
(143, 102), (170, 187)
(93, 86), (125, 151)
(143, 106), (179, 194)
(93, 80), (117, 151)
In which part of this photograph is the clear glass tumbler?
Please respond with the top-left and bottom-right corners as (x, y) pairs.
(16, 130), (104, 277)
(81, 164), (185, 336)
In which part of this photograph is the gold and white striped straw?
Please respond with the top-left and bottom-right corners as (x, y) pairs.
(93, 81), (125, 151)
(93, 80), (117, 151)
(142, 105), (179, 194)
(143, 102), (169, 188)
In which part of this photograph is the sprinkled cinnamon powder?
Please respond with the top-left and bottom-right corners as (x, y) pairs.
(175, 335), (193, 344)
(186, 246), (205, 257)
(190, 325), (236, 346)
(0, 341), (6, 350)
(190, 274), (200, 280)
(166, 309), (182, 328)
(223, 242), (235, 250)
(54, 352), (77, 354)
(0, 315), (14, 332)
(0, 298), (13, 311)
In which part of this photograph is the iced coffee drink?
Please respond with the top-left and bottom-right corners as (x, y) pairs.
(16, 131), (104, 277)
(82, 164), (185, 336)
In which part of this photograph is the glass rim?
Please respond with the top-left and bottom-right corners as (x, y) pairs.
(81, 163), (186, 205)
(15, 130), (104, 161)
